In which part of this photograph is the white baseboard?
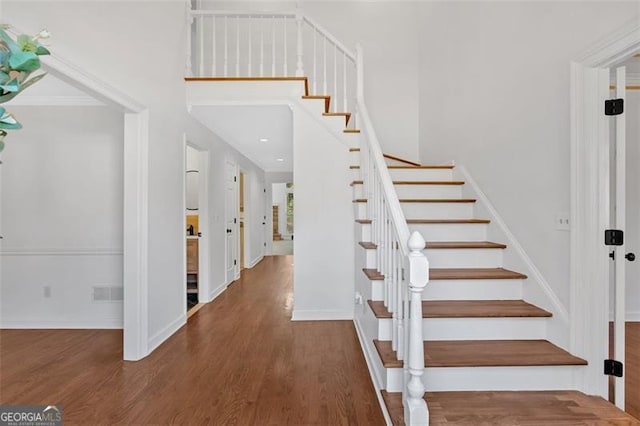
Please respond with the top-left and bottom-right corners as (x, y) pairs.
(627, 311), (640, 321)
(0, 318), (123, 329)
(147, 314), (186, 354)
(291, 309), (353, 321)
(208, 282), (228, 302)
(247, 255), (264, 269)
(353, 317), (392, 426)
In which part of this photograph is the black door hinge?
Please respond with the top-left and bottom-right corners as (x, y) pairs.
(234, 259), (237, 266)
(605, 229), (624, 246)
(604, 359), (623, 377)
(234, 176), (237, 182)
(605, 99), (624, 116)
(234, 218), (237, 224)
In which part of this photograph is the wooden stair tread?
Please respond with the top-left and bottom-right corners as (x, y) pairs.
(430, 268), (527, 280)
(349, 148), (360, 152)
(363, 268), (384, 280)
(344, 129), (361, 133)
(382, 390), (636, 426)
(323, 112), (352, 126)
(406, 219), (490, 224)
(355, 219), (372, 224)
(355, 198), (475, 203)
(388, 165), (454, 169)
(349, 165), (360, 169)
(350, 180), (465, 186)
(426, 241), (507, 249)
(367, 300), (551, 319)
(374, 339), (587, 368)
(358, 242), (377, 250)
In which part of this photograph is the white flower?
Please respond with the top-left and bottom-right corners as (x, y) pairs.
(32, 29), (50, 41)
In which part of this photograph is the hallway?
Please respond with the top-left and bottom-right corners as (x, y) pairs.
(0, 256), (384, 425)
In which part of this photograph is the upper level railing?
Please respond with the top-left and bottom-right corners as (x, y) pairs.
(186, 8), (357, 116)
(187, 7), (430, 424)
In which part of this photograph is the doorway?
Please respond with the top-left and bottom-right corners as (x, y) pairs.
(184, 143), (210, 316)
(225, 160), (239, 283)
(271, 182), (294, 255)
(239, 172), (246, 270)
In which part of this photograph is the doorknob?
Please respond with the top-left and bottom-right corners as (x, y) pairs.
(625, 252), (636, 261)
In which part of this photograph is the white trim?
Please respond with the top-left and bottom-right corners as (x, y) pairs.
(291, 309), (353, 321)
(456, 166), (570, 323)
(207, 282), (228, 302)
(569, 21), (640, 398)
(0, 248), (123, 256)
(5, 95), (104, 107)
(627, 311), (640, 322)
(0, 319), (123, 329)
(246, 255), (264, 269)
(147, 314), (186, 354)
(353, 318), (392, 426)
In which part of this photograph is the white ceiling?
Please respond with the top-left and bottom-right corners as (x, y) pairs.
(191, 105), (293, 172)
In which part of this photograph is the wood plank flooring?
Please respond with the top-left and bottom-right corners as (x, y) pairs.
(383, 390), (640, 425)
(0, 256), (385, 425)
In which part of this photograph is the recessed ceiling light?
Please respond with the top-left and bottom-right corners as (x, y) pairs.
(259, 138), (269, 142)
(276, 158), (284, 162)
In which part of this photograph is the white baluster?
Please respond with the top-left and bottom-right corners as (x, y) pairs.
(272, 16), (276, 77)
(343, 50), (347, 112)
(396, 237), (404, 360)
(323, 37), (327, 94)
(236, 16), (240, 76)
(199, 16), (204, 76)
(333, 45), (337, 111)
(283, 16), (288, 75)
(295, 9), (304, 77)
(312, 28), (317, 94)
(404, 231), (429, 425)
(211, 16), (216, 75)
(185, 3), (193, 77)
(247, 17), (252, 76)
(260, 17), (264, 77)
(224, 16), (228, 77)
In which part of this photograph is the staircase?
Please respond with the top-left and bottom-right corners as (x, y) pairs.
(350, 150), (591, 424)
(182, 6), (637, 425)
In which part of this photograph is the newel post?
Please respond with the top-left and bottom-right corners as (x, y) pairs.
(295, 8), (304, 77)
(405, 231), (429, 425)
(185, 1), (194, 77)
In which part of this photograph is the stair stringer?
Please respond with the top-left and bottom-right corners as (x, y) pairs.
(454, 165), (570, 350)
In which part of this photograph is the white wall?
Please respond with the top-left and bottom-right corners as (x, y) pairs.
(292, 103), (354, 320)
(185, 145), (199, 214)
(204, 1), (420, 160)
(0, 106), (124, 328)
(626, 88), (640, 320)
(418, 2), (640, 312)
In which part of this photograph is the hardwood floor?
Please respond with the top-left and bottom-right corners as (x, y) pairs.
(0, 256), (384, 425)
(611, 322), (640, 420)
(383, 390), (640, 425)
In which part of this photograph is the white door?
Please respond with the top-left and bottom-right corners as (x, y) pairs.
(610, 65), (627, 409)
(225, 161), (237, 283)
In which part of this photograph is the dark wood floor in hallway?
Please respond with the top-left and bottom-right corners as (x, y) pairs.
(0, 256), (385, 425)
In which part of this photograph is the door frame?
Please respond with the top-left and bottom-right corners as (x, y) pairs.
(225, 159), (239, 284)
(32, 44), (150, 361)
(569, 19), (640, 397)
(182, 138), (211, 308)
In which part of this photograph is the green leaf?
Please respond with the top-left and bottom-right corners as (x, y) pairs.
(36, 46), (50, 56)
(0, 28), (21, 54)
(0, 90), (20, 103)
(0, 70), (9, 85)
(0, 106), (5, 116)
(0, 78), (19, 92)
(0, 140), (5, 153)
(0, 112), (22, 129)
(9, 51), (40, 72)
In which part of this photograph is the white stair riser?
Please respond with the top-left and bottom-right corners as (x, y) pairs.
(389, 169), (453, 181)
(352, 184), (364, 199)
(422, 279), (523, 300)
(356, 222), (371, 241)
(377, 317), (547, 341)
(384, 366), (582, 392)
(350, 168), (361, 180)
(359, 247), (377, 269)
(409, 223), (487, 241)
(395, 185), (462, 199)
(350, 150), (361, 164)
(425, 248), (503, 268)
(402, 202), (474, 220)
(353, 202), (367, 219)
